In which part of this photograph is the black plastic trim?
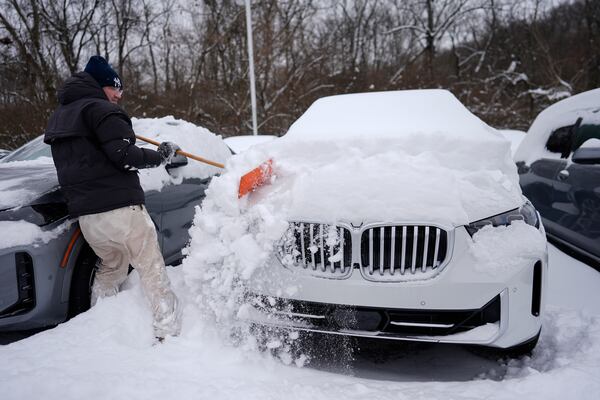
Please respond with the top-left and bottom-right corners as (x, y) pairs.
(0, 252), (36, 319)
(247, 293), (501, 337)
(531, 260), (542, 317)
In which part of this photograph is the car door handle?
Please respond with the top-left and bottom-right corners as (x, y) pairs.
(558, 170), (570, 181)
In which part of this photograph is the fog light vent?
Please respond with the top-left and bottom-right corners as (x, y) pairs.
(0, 252), (36, 318)
(531, 261), (542, 316)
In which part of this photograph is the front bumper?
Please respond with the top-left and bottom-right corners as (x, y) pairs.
(241, 289), (508, 345)
(242, 227), (548, 349)
(0, 223), (82, 331)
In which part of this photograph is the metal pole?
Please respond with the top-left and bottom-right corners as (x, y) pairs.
(245, 0), (258, 136)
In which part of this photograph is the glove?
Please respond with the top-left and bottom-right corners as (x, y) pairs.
(157, 141), (179, 165)
(165, 152), (188, 170)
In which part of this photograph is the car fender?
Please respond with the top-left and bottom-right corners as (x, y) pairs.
(58, 224), (94, 304)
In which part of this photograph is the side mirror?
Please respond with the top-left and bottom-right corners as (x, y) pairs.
(572, 147), (600, 165)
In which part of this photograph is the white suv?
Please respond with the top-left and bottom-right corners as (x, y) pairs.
(190, 89), (548, 356)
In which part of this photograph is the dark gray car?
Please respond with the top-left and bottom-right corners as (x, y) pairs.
(516, 89), (600, 266)
(0, 136), (214, 331)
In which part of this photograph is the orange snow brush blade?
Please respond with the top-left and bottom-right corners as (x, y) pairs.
(238, 159), (274, 198)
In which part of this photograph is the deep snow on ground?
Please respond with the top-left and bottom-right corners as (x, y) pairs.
(1, 244), (599, 400)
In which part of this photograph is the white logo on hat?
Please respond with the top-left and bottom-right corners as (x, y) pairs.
(114, 77), (122, 88)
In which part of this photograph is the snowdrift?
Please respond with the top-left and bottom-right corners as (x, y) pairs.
(2, 246), (600, 400)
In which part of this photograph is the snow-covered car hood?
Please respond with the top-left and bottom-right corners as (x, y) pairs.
(0, 159), (58, 210)
(238, 136), (522, 227)
(0, 116), (232, 210)
(229, 90), (523, 226)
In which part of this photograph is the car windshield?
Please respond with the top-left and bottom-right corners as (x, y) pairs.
(0, 136), (52, 163)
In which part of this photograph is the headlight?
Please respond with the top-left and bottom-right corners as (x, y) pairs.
(466, 202), (540, 236)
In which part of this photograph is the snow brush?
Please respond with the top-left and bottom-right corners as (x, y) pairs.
(238, 159), (273, 198)
(135, 134), (273, 198)
(135, 134), (225, 168)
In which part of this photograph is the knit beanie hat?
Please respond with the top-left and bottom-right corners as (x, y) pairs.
(84, 56), (123, 90)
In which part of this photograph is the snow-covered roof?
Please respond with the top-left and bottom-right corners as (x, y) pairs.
(514, 88), (600, 164)
(286, 89), (500, 141)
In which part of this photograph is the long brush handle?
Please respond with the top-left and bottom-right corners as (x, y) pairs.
(135, 134), (225, 169)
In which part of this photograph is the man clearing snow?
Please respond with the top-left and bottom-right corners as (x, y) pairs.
(43, 55), (181, 341)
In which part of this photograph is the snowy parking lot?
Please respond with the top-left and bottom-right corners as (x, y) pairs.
(1, 97), (598, 399)
(1, 243), (599, 400)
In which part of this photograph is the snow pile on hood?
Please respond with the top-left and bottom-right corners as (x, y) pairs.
(278, 89), (522, 225)
(470, 221), (547, 276)
(132, 116), (232, 191)
(182, 90), (525, 343)
(515, 88), (600, 164)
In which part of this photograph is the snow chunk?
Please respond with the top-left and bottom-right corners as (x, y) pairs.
(470, 221), (547, 276)
(0, 220), (71, 248)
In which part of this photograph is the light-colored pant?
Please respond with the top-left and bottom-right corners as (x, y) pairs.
(79, 205), (181, 338)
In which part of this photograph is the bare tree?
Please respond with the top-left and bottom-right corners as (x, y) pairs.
(39, 0), (99, 74)
(387, 0), (483, 83)
(0, 0), (56, 102)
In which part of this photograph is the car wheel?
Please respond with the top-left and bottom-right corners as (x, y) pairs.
(67, 246), (97, 319)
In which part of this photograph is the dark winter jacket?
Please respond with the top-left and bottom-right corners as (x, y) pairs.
(44, 72), (162, 217)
